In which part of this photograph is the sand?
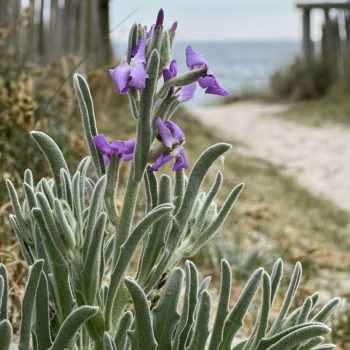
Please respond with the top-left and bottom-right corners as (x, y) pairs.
(193, 101), (350, 211)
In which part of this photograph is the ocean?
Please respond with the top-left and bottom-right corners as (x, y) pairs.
(114, 40), (301, 106)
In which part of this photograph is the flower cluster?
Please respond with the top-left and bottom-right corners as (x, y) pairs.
(93, 135), (135, 165)
(94, 9), (228, 172)
(150, 118), (188, 171)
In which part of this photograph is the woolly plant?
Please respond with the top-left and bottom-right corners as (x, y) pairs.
(2, 9), (338, 350)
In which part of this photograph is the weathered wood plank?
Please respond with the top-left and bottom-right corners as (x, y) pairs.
(302, 8), (313, 76)
(297, 2), (350, 10)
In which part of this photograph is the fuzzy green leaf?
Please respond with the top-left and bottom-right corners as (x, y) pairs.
(83, 175), (107, 259)
(105, 203), (173, 330)
(173, 261), (198, 350)
(50, 306), (98, 350)
(114, 311), (133, 350)
(6, 179), (30, 242)
(268, 262), (302, 336)
(0, 265), (8, 321)
(82, 213), (107, 304)
(187, 183), (244, 254)
(219, 267), (264, 350)
(32, 208), (75, 320)
(30, 131), (68, 198)
(312, 298), (340, 323)
(265, 324), (331, 350)
(133, 49), (160, 182)
(208, 259), (232, 350)
(104, 332), (117, 350)
(124, 278), (157, 350)
(187, 290), (211, 350)
(153, 268), (184, 349)
(34, 272), (52, 350)
(19, 260), (44, 350)
(73, 74), (105, 177)
(0, 320), (12, 350)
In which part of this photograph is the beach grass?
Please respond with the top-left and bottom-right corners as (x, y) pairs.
(276, 91), (350, 127)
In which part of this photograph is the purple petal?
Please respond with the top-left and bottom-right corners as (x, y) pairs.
(205, 79), (229, 96)
(129, 62), (149, 90)
(102, 154), (110, 165)
(109, 63), (131, 94)
(149, 152), (174, 171)
(123, 139), (136, 154)
(172, 146), (189, 171)
(93, 134), (114, 165)
(176, 83), (197, 103)
(156, 117), (174, 148)
(93, 134), (112, 154)
(130, 45), (138, 56)
(156, 8), (164, 28)
(147, 25), (154, 38)
(111, 138), (136, 159)
(111, 140), (125, 154)
(185, 45), (208, 68)
(165, 120), (184, 143)
(122, 153), (134, 161)
(163, 59), (177, 82)
(162, 69), (173, 82)
(131, 38), (147, 64)
(198, 76), (215, 89)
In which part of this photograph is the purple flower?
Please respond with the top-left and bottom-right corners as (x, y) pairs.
(93, 134), (136, 165)
(175, 84), (197, 103)
(150, 118), (189, 171)
(185, 45), (228, 97)
(109, 38), (149, 94)
(143, 25), (154, 38)
(163, 60), (177, 82)
(162, 60), (197, 103)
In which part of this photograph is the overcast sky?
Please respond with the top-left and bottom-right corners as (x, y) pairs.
(109, 0), (331, 42)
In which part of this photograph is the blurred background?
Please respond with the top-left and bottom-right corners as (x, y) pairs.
(2, 0), (350, 347)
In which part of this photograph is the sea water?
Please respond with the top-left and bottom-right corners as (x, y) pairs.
(114, 40), (300, 106)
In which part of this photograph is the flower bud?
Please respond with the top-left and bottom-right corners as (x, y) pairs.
(203, 202), (218, 230)
(127, 23), (138, 63)
(169, 21), (177, 48)
(189, 195), (204, 224)
(156, 9), (164, 28)
(159, 31), (171, 74)
(146, 10), (164, 60)
(53, 199), (77, 250)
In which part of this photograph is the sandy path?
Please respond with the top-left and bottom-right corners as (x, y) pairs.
(193, 101), (350, 211)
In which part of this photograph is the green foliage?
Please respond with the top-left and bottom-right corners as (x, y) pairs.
(0, 258), (338, 349)
(269, 57), (336, 100)
(2, 11), (339, 350)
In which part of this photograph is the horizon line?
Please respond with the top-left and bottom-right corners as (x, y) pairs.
(112, 37), (302, 43)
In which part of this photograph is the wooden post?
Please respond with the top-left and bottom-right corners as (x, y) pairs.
(38, 0), (45, 63)
(98, 0), (113, 64)
(332, 15), (342, 75)
(345, 9), (350, 50)
(322, 8), (332, 62)
(302, 8), (312, 76)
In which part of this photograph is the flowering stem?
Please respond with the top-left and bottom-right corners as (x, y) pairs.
(112, 165), (141, 267)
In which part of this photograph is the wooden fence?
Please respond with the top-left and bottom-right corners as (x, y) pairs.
(0, 0), (113, 65)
